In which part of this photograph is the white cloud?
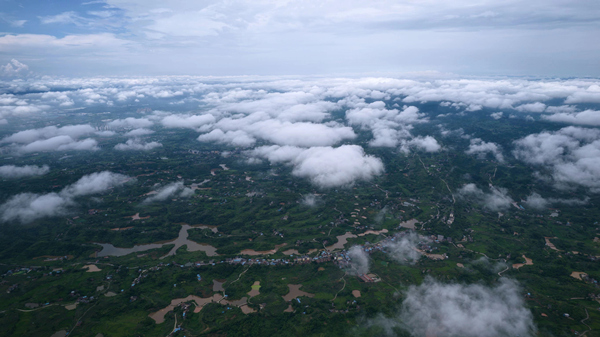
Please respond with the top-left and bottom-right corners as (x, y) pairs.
(490, 111), (503, 119)
(39, 11), (85, 25)
(345, 104), (428, 148)
(197, 129), (256, 147)
(0, 171), (130, 223)
(62, 171), (130, 197)
(142, 181), (193, 203)
(383, 231), (429, 265)
(346, 245), (370, 276)
(542, 109), (600, 126)
(515, 102), (546, 113)
(107, 117), (154, 129)
(457, 183), (513, 211)
(400, 136), (442, 153)
(513, 126), (600, 191)
(565, 85), (600, 103)
(0, 165), (50, 179)
(246, 145), (384, 188)
(124, 128), (154, 137)
(523, 192), (589, 210)
(465, 138), (504, 163)
(0, 59), (29, 76)
(161, 114), (216, 130)
(2, 124), (95, 144)
(545, 105), (577, 113)
(202, 118), (356, 148)
(114, 138), (162, 151)
(20, 136), (99, 153)
(246, 120), (356, 147)
(300, 193), (320, 207)
(0, 193), (74, 224)
(382, 277), (536, 337)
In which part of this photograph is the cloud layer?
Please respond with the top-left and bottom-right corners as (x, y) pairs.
(247, 145), (384, 188)
(457, 184), (513, 211)
(142, 182), (194, 204)
(0, 165), (49, 179)
(0, 171), (130, 223)
(396, 278), (536, 337)
(383, 232), (428, 265)
(513, 126), (600, 191)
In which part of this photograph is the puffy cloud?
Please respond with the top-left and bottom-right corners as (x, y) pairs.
(565, 85), (600, 103)
(197, 129), (256, 147)
(142, 182), (193, 203)
(114, 139), (162, 151)
(247, 120), (356, 147)
(123, 128), (154, 137)
(246, 145), (384, 188)
(383, 231), (428, 265)
(204, 90), (336, 123)
(457, 184), (513, 211)
(0, 193), (74, 224)
(62, 171), (130, 197)
(513, 126), (600, 191)
(2, 125), (95, 144)
(490, 112), (503, 119)
(201, 117), (357, 148)
(107, 117), (153, 129)
(523, 192), (588, 210)
(0, 59), (29, 77)
(161, 114), (216, 130)
(389, 277), (536, 337)
(345, 104), (428, 148)
(0, 124), (99, 153)
(0, 171), (130, 223)
(542, 109), (600, 126)
(400, 136), (442, 153)
(346, 246), (370, 276)
(545, 105), (577, 113)
(0, 165), (49, 179)
(20, 136), (99, 153)
(300, 193), (321, 207)
(515, 102), (546, 113)
(465, 138), (504, 163)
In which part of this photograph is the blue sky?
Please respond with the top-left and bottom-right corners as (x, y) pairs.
(1, 0), (599, 77)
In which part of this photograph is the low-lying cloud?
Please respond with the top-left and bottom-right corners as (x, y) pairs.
(0, 165), (49, 179)
(114, 139), (162, 151)
(107, 117), (154, 129)
(247, 145), (384, 188)
(465, 138), (504, 163)
(300, 193), (320, 207)
(142, 182), (194, 204)
(542, 109), (600, 126)
(0, 171), (130, 223)
(1, 125), (100, 153)
(383, 231), (429, 265)
(346, 245), (370, 276)
(513, 126), (600, 191)
(523, 192), (589, 210)
(394, 277), (536, 337)
(457, 184), (513, 211)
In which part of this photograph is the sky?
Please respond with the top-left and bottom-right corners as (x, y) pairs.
(0, 0), (599, 77)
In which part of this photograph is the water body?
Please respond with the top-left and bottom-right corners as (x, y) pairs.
(358, 229), (388, 236)
(282, 284), (315, 302)
(149, 293), (252, 324)
(213, 279), (225, 292)
(95, 225), (219, 258)
(399, 219), (419, 229)
(326, 232), (357, 251)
